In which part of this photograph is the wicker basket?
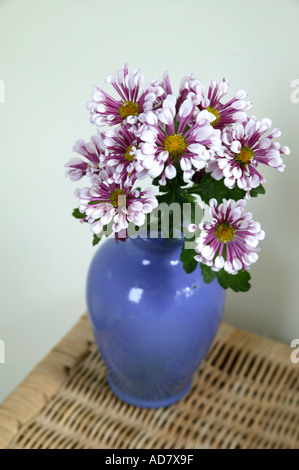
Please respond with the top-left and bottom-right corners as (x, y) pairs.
(0, 314), (298, 449)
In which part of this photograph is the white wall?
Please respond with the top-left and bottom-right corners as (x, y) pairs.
(0, 0), (298, 404)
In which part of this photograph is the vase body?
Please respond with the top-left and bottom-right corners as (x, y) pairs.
(86, 235), (225, 408)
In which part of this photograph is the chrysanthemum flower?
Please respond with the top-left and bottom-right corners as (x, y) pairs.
(75, 170), (158, 236)
(100, 125), (147, 185)
(179, 76), (251, 130)
(189, 198), (265, 274)
(177, 73), (205, 108)
(138, 95), (221, 185)
(65, 136), (105, 181)
(160, 71), (173, 96)
(87, 64), (164, 128)
(207, 117), (290, 191)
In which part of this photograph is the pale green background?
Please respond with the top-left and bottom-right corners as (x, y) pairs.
(0, 0), (298, 403)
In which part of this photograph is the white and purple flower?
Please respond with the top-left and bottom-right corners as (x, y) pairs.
(65, 136), (105, 181)
(189, 198), (265, 274)
(75, 170), (158, 237)
(87, 64), (164, 128)
(138, 95), (221, 185)
(100, 125), (147, 185)
(179, 76), (251, 130)
(65, 65), (290, 290)
(208, 117), (290, 191)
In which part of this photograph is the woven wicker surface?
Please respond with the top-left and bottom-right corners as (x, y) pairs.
(0, 314), (298, 449)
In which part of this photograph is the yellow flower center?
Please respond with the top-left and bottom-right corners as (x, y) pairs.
(215, 223), (235, 243)
(119, 101), (139, 119)
(125, 145), (136, 162)
(163, 134), (187, 159)
(235, 146), (254, 165)
(206, 106), (220, 127)
(110, 189), (126, 208)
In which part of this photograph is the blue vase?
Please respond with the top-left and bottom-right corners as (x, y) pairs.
(86, 234), (225, 408)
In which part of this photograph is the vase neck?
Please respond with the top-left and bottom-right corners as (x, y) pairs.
(130, 232), (184, 252)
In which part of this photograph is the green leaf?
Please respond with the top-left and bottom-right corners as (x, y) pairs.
(72, 208), (85, 219)
(190, 173), (247, 204)
(216, 269), (251, 292)
(200, 263), (218, 284)
(156, 192), (175, 205)
(183, 193), (196, 204)
(180, 245), (198, 274)
(92, 234), (101, 246)
(189, 174), (266, 204)
(200, 262), (251, 292)
(152, 176), (161, 187)
(250, 184), (265, 198)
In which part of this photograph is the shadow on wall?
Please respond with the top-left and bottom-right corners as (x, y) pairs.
(224, 250), (289, 344)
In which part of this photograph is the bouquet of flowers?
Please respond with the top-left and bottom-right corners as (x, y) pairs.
(65, 64), (290, 292)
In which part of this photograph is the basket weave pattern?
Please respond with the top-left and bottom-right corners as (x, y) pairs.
(0, 315), (298, 449)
